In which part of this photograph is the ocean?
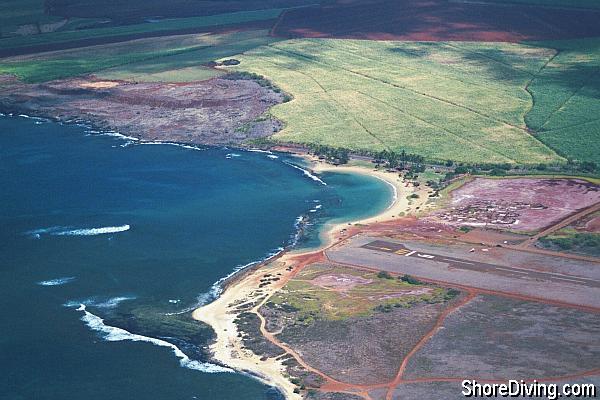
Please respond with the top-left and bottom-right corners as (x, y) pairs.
(0, 114), (392, 400)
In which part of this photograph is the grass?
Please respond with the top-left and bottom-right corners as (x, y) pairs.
(97, 30), (278, 82)
(220, 38), (566, 164)
(267, 263), (454, 322)
(0, 8), (283, 52)
(524, 37), (600, 164)
(0, 30), (276, 83)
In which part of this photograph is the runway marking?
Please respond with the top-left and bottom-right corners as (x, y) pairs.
(551, 276), (591, 284)
(360, 240), (600, 289)
(493, 266), (530, 275)
(417, 253), (435, 259)
(448, 259), (475, 265)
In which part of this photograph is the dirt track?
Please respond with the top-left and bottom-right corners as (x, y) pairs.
(272, 0), (600, 42)
(518, 202), (600, 248)
(254, 251), (600, 399)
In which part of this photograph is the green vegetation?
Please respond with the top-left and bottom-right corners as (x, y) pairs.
(0, 30), (276, 83)
(267, 264), (455, 323)
(98, 30), (278, 82)
(525, 37), (600, 164)
(0, 8), (283, 52)
(307, 144), (350, 164)
(399, 274), (422, 285)
(539, 231), (600, 256)
(222, 38), (567, 164)
(377, 271), (393, 279)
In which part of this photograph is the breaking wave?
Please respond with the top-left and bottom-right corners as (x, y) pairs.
(17, 114), (49, 123)
(282, 161), (327, 185)
(27, 225), (130, 237)
(136, 141), (205, 151)
(166, 247), (285, 316)
(75, 304), (232, 374)
(247, 148), (272, 154)
(37, 276), (76, 286)
(64, 295), (136, 309)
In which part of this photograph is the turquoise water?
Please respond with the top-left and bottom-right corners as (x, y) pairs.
(0, 115), (391, 400)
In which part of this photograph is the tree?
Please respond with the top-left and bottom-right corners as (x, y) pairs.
(377, 271), (392, 279)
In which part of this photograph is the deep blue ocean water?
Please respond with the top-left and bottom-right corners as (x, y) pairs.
(0, 115), (391, 400)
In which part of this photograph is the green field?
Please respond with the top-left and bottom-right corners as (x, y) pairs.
(97, 30), (279, 83)
(524, 38), (600, 164)
(219, 39), (562, 164)
(0, 30), (276, 83)
(217, 37), (599, 164)
(0, 8), (282, 52)
(2, 6), (598, 165)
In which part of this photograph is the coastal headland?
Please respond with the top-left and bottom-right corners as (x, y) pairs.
(193, 156), (600, 400)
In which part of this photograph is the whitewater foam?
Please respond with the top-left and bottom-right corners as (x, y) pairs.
(282, 161), (327, 185)
(18, 114), (49, 123)
(166, 247), (286, 316)
(27, 225), (130, 237)
(37, 276), (76, 286)
(76, 304), (232, 373)
(64, 295), (135, 309)
(137, 141), (205, 151)
(56, 225), (130, 236)
(247, 148), (272, 154)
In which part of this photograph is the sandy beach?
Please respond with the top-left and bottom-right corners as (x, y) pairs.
(309, 157), (433, 247)
(192, 155), (424, 399)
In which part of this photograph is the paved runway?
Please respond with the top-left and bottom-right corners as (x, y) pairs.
(361, 240), (600, 289)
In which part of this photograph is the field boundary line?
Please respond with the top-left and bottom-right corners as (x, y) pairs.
(441, 42), (536, 77)
(308, 38), (529, 105)
(540, 116), (600, 133)
(384, 292), (477, 400)
(268, 44), (537, 135)
(356, 90), (517, 163)
(523, 49), (559, 130)
(257, 56), (390, 149)
(539, 68), (600, 131)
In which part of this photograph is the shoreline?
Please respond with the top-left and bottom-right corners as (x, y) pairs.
(192, 154), (420, 399)
(3, 111), (415, 397)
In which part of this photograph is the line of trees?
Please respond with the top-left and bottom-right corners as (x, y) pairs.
(372, 149), (425, 169)
(307, 144), (349, 164)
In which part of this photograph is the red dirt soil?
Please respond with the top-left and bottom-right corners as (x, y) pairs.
(272, 0), (600, 42)
(583, 215), (600, 233)
(432, 178), (600, 232)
